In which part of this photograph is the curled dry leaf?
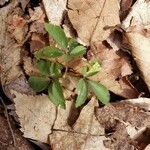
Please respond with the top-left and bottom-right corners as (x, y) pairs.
(95, 98), (150, 150)
(123, 0), (150, 91)
(42, 0), (67, 25)
(68, 0), (120, 45)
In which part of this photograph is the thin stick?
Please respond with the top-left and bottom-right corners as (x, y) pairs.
(0, 97), (17, 148)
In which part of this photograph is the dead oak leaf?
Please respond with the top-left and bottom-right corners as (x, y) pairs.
(12, 91), (56, 143)
(68, 0), (120, 45)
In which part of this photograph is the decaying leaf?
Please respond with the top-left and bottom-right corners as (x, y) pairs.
(8, 14), (28, 43)
(12, 91), (56, 143)
(95, 98), (150, 149)
(68, 0), (120, 45)
(42, 0), (67, 25)
(123, 0), (150, 91)
(0, 2), (33, 98)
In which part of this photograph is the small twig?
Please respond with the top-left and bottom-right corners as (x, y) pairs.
(0, 97), (17, 148)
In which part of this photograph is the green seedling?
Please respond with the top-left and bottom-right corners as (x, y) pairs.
(28, 23), (110, 109)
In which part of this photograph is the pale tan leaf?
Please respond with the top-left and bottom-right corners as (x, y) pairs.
(53, 100), (73, 130)
(49, 131), (110, 150)
(29, 7), (45, 22)
(23, 56), (39, 76)
(68, 0), (120, 45)
(42, 0), (67, 25)
(73, 97), (104, 135)
(123, 0), (150, 91)
(145, 144), (150, 150)
(12, 91), (56, 143)
(122, 0), (150, 29)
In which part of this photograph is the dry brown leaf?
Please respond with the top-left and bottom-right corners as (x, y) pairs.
(0, 0), (9, 6)
(68, 0), (120, 45)
(106, 30), (123, 51)
(12, 91), (56, 143)
(88, 43), (138, 98)
(49, 131), (110, 150)
(95, 98), (150, 149)
(42, 0), (67, 25)
(53, 100), (73, 131)
(73, 97), (104, 135)
(29, 7), (45, 22)
(7, 14), (28, 43)
(49, 98), (107, 149)
(119, 0), (133, 20)
(123, 0), (150, 91)
(29, 6), (46, 35)
(0, 3), (33, 98)
(23, 56), (39, 76)
(18, 0), (29, 11)
(53, 97), (104, 134)
(30, 33), (47, 52)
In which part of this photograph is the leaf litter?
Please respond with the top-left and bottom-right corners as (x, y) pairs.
(1, 0), (150, 149)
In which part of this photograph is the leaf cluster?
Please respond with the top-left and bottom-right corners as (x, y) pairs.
(28, 23), (110, 108)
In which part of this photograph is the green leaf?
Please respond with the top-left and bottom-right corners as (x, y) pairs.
(75, 79), (88, 107)
(36, 60), (50, 76)
(34, 46), (64, 59)
(28, 76), (50, 92)
(50, 62), (62, 77)
(83, 60), (101, 77)
(87, 80), (110, 105)
(48, 84), (59, 106)
(45, 23), (68, 48)
(52, 79), (66, 109)
(68, 39), (80, 51)
(63, 54), (74, 62)
(70, 46), (86, 57)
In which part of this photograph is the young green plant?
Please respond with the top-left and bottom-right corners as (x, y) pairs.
(28, 23), (110, 109)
